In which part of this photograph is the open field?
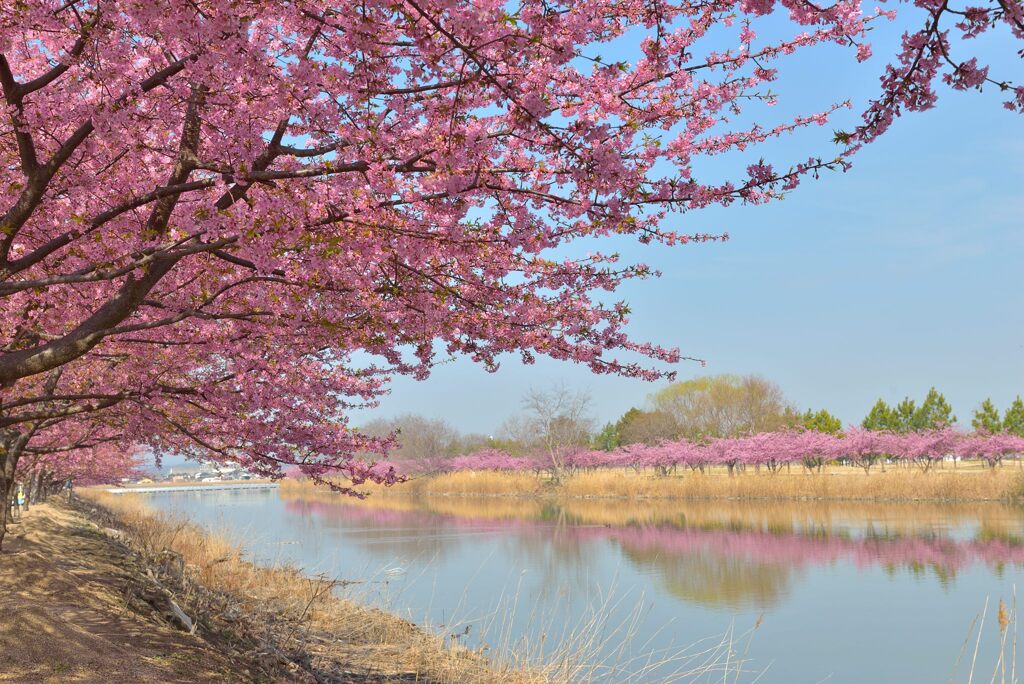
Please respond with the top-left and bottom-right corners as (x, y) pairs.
(281, 461), (1024, 503)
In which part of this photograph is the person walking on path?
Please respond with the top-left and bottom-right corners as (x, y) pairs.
(11, 483), (26, 521)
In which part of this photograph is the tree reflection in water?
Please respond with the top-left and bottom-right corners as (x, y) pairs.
(281, 491), (1024, 610)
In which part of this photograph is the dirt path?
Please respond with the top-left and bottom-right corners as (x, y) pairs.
(0, 502), (240, 683)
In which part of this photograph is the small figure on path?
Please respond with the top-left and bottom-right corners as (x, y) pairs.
(12, 483), (26, 520)
(64, 479), (74, 502)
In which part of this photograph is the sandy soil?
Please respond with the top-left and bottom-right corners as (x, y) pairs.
(0, 502), (239, 683)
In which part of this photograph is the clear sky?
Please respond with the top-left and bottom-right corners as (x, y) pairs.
(351, 10), (1023, 435)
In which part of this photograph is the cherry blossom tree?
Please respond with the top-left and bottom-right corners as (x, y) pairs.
(795, 429), (844, 473)
(449, 449), (541, 472)
(0, 0), (1018, 516)
(848, 0), (1024, 148)
(0, 337), (401, 547)
(25, 443), (145, 490)
(956, 432), (1024, 468)
(0, 0), (859, 498)
(886, 426), (961, 471)
(389, 429), (1024, 485)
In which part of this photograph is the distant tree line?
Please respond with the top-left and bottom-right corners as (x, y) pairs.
(596, 375), (802, 449)
(358, 383), (594, 468)
(595, 379), (1024, 451)
(359, 376), (1024, 463)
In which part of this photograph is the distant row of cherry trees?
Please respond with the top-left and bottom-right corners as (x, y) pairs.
(361, 377), (1024, 468)
(420, 428), (1024, 477)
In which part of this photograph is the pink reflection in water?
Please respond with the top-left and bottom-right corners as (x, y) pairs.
(283, 498), (1024, 577)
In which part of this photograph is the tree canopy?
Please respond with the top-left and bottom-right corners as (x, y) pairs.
(971, 399), (1002, 434)
(650, 375), (797, 440)
(1005, 397), (1024, 437)
(862, 388), (957, 433)
(802, 408), (843, 435)
(0, 0), (1019, 507)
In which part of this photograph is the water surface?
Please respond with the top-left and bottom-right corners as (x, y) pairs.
(146, 489), (1024, 682)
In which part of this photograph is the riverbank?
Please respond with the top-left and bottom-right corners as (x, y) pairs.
(0, 494), (526, 683)
(112, 479), (275, 490)
(282, 463), (1024, 503)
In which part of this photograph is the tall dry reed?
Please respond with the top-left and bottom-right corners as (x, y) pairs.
(280, 462), (1024, 503)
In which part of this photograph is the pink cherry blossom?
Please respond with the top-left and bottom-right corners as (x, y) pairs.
(0, 0), (1017, 499)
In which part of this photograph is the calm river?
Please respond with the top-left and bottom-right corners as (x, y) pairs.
(145, 488), (1024, 682)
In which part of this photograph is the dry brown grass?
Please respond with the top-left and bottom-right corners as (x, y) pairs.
(403, 470), (549, 496)
(558, 464), (1024, 502)
(282, 462), (1024, 504)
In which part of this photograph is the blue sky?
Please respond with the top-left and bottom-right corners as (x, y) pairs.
(352, 10), (1023, 434)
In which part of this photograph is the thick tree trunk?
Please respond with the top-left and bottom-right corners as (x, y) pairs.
(22, 469), (36, 512)
(0, 433), (27, 552)
(0, 480), (9, 552)
(42, 470), (54, 499)
(29, 469), (42, 504)
(0, 445), (15, 552)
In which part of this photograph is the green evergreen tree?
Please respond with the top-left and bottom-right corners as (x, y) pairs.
(862, 399), (898, 431)
(912, 387), (956, 430)
(614, 408), (643, 436)
(971, 399), (1003, 434)
(1004, 396), (1024, 437)
(593, 422), (621, 451)
(895, 398), (918, 433)
(803, 408), (843, 434)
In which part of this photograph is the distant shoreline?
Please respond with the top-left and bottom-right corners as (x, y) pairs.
(280, 464), (1024, 504)
(112, 478), (277, 490)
